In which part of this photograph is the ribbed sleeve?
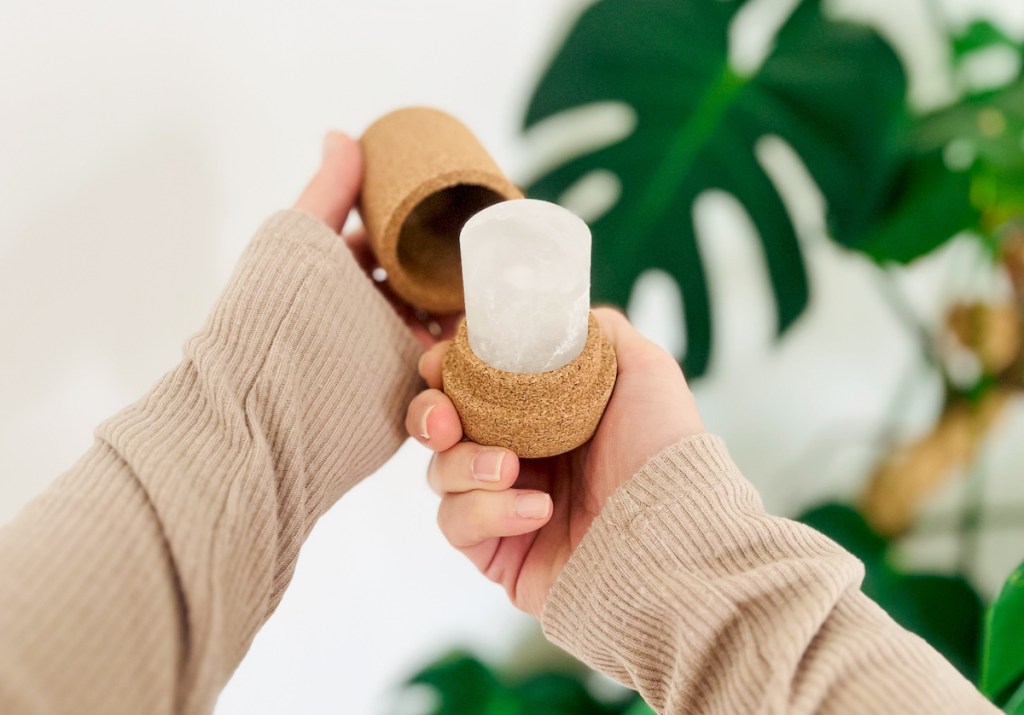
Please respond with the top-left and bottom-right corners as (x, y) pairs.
(0, 210), (422, 714)
(542, 434), (997, 714)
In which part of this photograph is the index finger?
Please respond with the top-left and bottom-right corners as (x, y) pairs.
(293, 132), (363, 233)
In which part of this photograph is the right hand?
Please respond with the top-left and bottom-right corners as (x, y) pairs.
(406, 307), (704, 618)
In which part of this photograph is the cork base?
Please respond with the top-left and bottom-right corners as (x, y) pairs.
(359, 108), (523, 314)
(442, 313), (617, 458)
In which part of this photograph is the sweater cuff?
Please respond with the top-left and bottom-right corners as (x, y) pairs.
(540, 434), (856, 706)
(539, 435), (994, 715)
(541, 434), (756, 648)
(253, 209), (363, 257)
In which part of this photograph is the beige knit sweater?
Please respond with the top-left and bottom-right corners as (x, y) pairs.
(0, 211), (996, 714)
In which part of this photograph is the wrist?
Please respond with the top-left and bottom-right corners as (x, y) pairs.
(540, 434), (760, 664)
(195, 209), (422, 506)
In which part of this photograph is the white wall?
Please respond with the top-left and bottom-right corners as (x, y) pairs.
(2, 1), (1023, 713)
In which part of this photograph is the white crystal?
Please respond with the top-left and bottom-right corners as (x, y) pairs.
(460, 199), (591, 374)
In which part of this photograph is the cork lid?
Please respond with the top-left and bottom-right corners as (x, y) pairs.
(358, 108), (523, 314)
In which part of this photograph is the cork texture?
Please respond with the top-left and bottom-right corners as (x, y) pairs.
(442, 313), (617, 458)
(358, 107), (523, 314)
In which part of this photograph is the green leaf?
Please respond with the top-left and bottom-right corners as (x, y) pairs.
(912, 78), (1024, 232)
(406, 650), (642, 715)
(798, 503), (887, 561)
(621, 698), (657, 715)
(875, 573), (984, 680)
(798, 504), (983, 681)
(514, 672), (618, 715)
(982, 561), (1024, 704)
(523, 0), (907, 376)
(853, 149), (977, 263)
(915, 79), (1024, 173)
(1005, 680), (1024, 714)
(408, 650), (515, 715)
(952, 21), (1021, 63)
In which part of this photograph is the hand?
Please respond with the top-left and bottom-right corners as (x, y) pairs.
(406, 308), (704, 617)
(293, 131), (460, 349)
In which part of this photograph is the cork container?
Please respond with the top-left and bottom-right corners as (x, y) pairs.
(358, 107), (523, 314)
(442, 313), (617, 458)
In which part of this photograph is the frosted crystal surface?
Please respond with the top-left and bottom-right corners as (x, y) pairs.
(460, 199), (591, 374)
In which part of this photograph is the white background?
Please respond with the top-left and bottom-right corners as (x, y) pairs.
(2, 1), (1024, 713)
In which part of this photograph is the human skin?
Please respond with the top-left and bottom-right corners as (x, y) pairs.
(295, 131), (460, 348)
(406, 310), (705, 617)
(308, 133), (703, 619)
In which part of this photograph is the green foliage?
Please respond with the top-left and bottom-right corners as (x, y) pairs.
(850, 149), (977, 263)
(1005, 684), (1024, 715)
(408, 651), (510, 715)
(405, 650), (640, 715)
(523, 0), (907, 377)
(407, 4), (1024, 713)
(952, 20), (1022, 63)
(799, 504), (984, 680)
(915, 77), (1024, 239)
(982, 561), (1024, 706)
(621, 700), (656, 715)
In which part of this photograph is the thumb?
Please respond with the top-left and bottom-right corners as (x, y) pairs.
(592, 306), (652, 358)
(293, 132), (363, 233)
(592, 305), (687, 381)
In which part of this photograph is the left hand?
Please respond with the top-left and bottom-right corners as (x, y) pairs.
(293, 131), (461, 349)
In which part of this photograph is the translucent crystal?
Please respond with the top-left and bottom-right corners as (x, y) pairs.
(460, 199), (591, 374)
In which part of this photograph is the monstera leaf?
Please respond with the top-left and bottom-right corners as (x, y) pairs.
(982, 560), (1024, 707)
(851, 148), (975, 264)
(524, 0), (907, 376)
(800, 503), (984, 680)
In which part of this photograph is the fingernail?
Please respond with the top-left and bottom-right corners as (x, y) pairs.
(322, 131), (345, 159)
(419, 404), (434, 440)
(515, 493), (551, 519)
(471, 449), (505, 482)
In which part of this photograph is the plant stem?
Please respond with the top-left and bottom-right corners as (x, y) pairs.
(956, 449), (989, 577)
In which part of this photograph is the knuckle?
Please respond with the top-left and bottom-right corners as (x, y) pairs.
(436, 500), (458, 544)
(464, 493), (487, 536)
(437, 493), (481, 548)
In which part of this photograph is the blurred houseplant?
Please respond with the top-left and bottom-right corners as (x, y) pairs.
(400, 0), (1024, 712)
